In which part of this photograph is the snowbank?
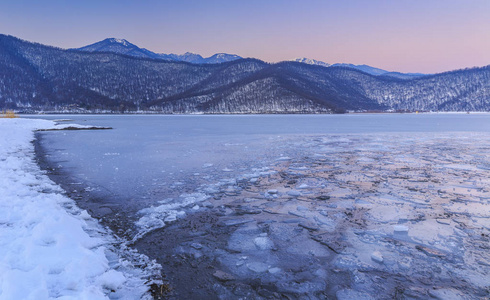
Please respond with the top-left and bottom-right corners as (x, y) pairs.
(0, 118), (157, 300)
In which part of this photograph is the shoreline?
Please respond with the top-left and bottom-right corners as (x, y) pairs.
(19, 111), (490, 116)
(0, 118), (160, 299)
(34, 132), (139, 238)
(34, 130), (258, 299)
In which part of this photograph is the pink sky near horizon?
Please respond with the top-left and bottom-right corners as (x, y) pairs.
(1, 0), (489, 74)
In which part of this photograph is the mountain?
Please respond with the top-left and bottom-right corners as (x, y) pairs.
(77, 39), (424, 77)
(379, 71), (426, 80)
(1, 34), (489, 113)
(74, 38), (243, 64)
(206, 53), (243, 64)
(76, 38), (161, 59)
(292, 59), (425, 79)
(160, 52), (204, 63)
(291, 59), (385, 75)
(330, 63), (388, 76)
(292, 58), (330, 68)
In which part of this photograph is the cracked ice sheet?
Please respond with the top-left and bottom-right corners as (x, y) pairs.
(0, 118), (157, 300)
(201, 132), (490, 298)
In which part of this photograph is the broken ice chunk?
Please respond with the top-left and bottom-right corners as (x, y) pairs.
(393, 225), (409, 233)
(287, 190), (301, 197)
(213, 270), (235, 282)
(190, 243), (203, 250)
(254, 236), (274, 250)
(296, 205), (308, 212)
(247, 262), (269, 273)
(371, 251), (384, 264)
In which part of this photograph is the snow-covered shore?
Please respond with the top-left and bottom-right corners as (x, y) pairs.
(0, 118), (158, 300)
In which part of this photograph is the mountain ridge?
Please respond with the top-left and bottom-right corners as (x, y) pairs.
(76, 38), (424, 77)
(1, 34), (489, 113)
(74, 38), (244, 64)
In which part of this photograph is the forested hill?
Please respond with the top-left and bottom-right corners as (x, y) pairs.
(1, 34), (489, 113)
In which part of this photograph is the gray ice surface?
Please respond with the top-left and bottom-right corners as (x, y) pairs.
(30, 114), (490, 299)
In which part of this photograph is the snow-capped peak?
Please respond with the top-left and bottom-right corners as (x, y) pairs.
(76, 38), (157, 59)
(108, 38), (130, 46)
(211, 53), (241, 59)
(76, 38), (243, 64)
(293, 58), (330, 68)
(204, 53), (242, 63)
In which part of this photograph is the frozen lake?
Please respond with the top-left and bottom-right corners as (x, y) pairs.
(31, 113), (490, 210)
(30, 113), (490, 299)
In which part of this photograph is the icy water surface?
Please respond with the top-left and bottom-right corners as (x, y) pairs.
(31, 114), (490, 299)
(30, 113), (490, 208)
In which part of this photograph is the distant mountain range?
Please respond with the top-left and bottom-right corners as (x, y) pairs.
(1, 34), (489, 113)
(76, 38), (243, 64)
(292, 58), (425, 79)
(77, 38), (424, 78)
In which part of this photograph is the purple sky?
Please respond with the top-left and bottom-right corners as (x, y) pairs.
(1, 0), (489, 73)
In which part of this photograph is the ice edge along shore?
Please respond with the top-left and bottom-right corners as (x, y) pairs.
(0, 118), (159, 300)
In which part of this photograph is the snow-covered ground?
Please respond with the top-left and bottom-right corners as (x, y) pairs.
(0, 118), (159, 300)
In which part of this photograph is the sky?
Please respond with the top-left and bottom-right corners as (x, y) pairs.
(1, 0), (489, 73)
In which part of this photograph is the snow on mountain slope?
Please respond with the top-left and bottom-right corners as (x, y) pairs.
(76, 38), (423, 73)
(163, 52), (205, 63)
(330, 63), (388, 75)
(75, 38), (243, 64)
(292, 58), (426, 78)
(0, 118), (160, 299)
(205, 53), (243, 64)
(379, 71), (426, 79)
(76, 38), (160, 59)
(2, 35), (486, 113)
(292, 57), (330, 68)
(155, 52), (243, 64)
